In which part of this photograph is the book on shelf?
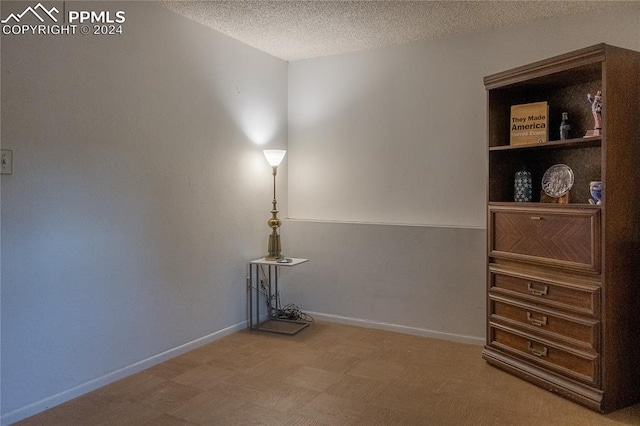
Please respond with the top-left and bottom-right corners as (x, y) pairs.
(510, 101), (549, 146)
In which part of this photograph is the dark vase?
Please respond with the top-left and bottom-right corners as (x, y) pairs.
(514, 168), (532, 202)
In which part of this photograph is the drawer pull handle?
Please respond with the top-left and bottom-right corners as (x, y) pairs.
(527, 282), (548, 296)
(530, 216), (544, 220)
(527, 342), (548, 357)
(526, 312), (548, 327)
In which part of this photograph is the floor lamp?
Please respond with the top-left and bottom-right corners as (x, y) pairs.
(263, 149), (286, 260)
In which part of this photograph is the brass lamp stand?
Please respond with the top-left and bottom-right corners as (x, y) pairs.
(263, 150), (286, 260)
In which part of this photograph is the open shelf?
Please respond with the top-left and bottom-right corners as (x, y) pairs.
(489, 144), (601, 204)
(489, 202), (602, 209)
(489, 137), (601, 152)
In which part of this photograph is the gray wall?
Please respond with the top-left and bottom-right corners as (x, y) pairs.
(284, 220), (486, 343)
(1, 2), (287, 422)
(286, 3), (640, 341)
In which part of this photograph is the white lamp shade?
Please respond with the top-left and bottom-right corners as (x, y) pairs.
(263, 149), (287, 167)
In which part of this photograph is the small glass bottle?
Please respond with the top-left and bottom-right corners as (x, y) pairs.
(560, 112), (571, 140)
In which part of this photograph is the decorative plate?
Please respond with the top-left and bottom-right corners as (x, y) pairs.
(542, 164), (574, 197)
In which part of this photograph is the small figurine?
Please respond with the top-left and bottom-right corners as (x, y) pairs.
(585, 91), (602, 137)
(589, 181), (602, 205)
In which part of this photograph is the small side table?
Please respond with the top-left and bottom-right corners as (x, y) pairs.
(247, 257), (310, 335)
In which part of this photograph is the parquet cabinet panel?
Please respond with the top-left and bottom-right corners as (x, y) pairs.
(489, 205), (600, 273)
(482, 44), (640, 413)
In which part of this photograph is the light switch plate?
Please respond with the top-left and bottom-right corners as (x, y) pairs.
(1, 150), (13, 175)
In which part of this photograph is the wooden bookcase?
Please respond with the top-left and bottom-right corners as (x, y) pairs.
(482, 44), (640, 413)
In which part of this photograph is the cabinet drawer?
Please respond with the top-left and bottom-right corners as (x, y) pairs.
(489, 205), (601, 273)
(490, 268), (600, 316)
(491, 298), (598, 349)
(489, 325), (598, 386)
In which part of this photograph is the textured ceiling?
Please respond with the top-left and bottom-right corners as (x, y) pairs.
(161, 1), (631, 61)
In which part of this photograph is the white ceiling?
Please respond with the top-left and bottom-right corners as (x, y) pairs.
(161, 1), (632, 61)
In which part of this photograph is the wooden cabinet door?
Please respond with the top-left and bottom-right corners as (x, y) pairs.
(489, 205), (601, 273)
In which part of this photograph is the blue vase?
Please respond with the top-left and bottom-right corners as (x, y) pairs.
(515, 168), (532, 202)
(589, 181), (602, 205)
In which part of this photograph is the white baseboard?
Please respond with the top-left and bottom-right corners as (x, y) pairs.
(1, 320), (248, 426)
(307, 311), (485, 346)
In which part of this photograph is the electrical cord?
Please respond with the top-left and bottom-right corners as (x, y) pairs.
(250, 286), (314, 322)
(255, 265), (314, 322)
(277, 303), (314, 322)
